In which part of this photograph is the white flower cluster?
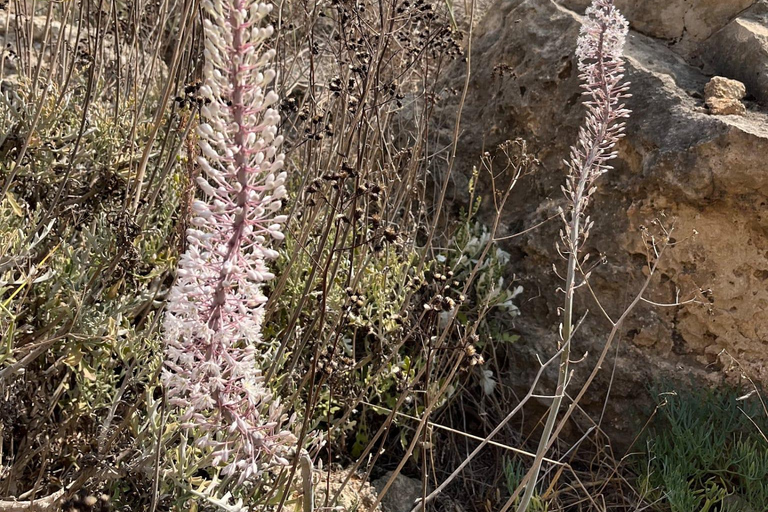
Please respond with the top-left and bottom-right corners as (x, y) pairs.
(576, 0), (629, 65)
(162, 0), (296, 483)
(563, 0), (631, 247)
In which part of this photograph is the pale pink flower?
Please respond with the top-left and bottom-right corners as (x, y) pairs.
(562, 0), (631, 246)
(162, 0), (296, 483)
(518, 3), (632, 510)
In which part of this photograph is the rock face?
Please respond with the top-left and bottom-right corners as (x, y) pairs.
(700, 1), (768, 103)
(560, 0), (756, 55)
(435, 0), (768, 446)
(0, 12), (168, 89)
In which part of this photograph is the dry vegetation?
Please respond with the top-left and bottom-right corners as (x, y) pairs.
(0, 1), (766, 512)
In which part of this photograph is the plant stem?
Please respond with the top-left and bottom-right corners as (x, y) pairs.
(517, 7), (618, 506)
(515, 196), (580, 512)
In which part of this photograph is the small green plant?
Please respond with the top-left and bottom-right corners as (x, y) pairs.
(638, 384), (768, 512)
(503, 456), (548, 512)
(439, 195), (523, 339)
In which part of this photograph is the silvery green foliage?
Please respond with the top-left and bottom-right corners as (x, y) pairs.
(441, 220), (523, 320)
(162, 0), (296, 484)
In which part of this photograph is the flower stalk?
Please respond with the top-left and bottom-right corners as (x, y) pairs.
(516, 1), (630, 510)
(162, 0), (295, 484)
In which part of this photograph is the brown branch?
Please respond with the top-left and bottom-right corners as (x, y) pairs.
(0, 490), (65, 512)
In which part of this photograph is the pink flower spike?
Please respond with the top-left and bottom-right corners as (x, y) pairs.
(564, 0), (631, 233)
(162, 0), (296, 483)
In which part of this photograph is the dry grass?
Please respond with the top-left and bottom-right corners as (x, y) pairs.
(1, 1), (763, 512)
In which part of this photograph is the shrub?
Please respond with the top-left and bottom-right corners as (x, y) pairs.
(638, 384), (768, 512)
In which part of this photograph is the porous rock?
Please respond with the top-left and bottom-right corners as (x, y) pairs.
(432, 0), (768, 447)
(557, 0), (756, 55)
(0, 12), (168, 87)
(372, 472), (422, 512)
(704, 76), (747, 101)
(704, 77), (748, 115)
(313, 470), (382, 512)
(706, 97), (747, 115)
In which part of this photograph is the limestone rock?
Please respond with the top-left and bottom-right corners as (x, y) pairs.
(706, 97), (747, 115)
(556, 0), (755, 54)
(704, 76), (747, 100)
(372, 472), (422, 512)
(704, 77), (748, 115)
(433, 0), (768, 447)
(313, 470), (381, 512)
(700, 1), (768, 104)
(0, 12), (168, 87)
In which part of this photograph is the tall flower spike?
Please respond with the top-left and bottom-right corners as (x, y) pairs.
(562, 0), (631, 247)
(517, 2), (631, 511)
(162, 0), (295, 483)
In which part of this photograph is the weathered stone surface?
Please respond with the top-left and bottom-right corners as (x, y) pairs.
(313, 470), (382, 512)
(434, 0), (768, 446)
(705, 76), (747, 100)
(0, 12), (168, 87)
(700, 1), (768, 103)
(706, 97), (747, 115)
(372, 472), (422, 512)
(705, 77), (748, 115)
(557, 0), (755, 54)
